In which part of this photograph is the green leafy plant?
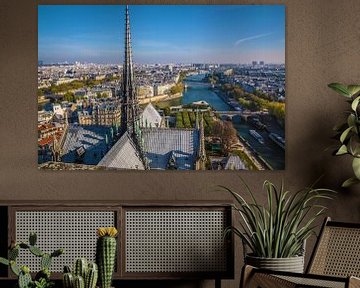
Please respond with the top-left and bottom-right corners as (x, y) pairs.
(223, 180), (335, 258)
(328, 83), (360, 187)
(0, 232), (63, 288)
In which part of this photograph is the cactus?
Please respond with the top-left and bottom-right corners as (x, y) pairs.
(64, 265), (72, 273)
(41, 253), (52, 270)
(74, 258), (87, 279)
(63, 259), (98, 288)
(9, 246), (19, 260)
(73, 275), (85, 288)
(96, 227), (118, 288)
(10, 260), (20, 276)
(0, 257), (9, 266)
(29, 246), (44, 257)
(0, 233), (63, 288)
(85, 263), (98, 288)
(63, 272), (74, 288)
(18, 270), (32, 288)
(29, 232), (37, 246)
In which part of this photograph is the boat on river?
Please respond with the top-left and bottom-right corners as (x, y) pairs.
(249, 129), (264, 144)
(269, 133), (285, 150)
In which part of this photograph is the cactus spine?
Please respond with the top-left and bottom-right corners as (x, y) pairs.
(96, 227), (118, 288)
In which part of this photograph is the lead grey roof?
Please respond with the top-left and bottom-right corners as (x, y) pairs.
(142, 128), (199, 170)
(98, 127), (200, 170)
(140, 103), (162, 128)
(61, 125), (111, 165)
(223, 155), (246, 170)
(97, 132), (145, 170)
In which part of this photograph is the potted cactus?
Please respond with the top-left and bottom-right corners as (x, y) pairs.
(96, 227), (118, 288)
(62, 258), (98, 288)
(0, 232), (64, 288)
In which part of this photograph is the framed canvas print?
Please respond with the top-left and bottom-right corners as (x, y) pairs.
(37, 5), (285, 171)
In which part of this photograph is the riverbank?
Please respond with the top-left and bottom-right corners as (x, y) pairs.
(236, 133), (273, 170)
(139, 92), (182, 104)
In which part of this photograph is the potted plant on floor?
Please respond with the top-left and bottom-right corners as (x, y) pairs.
(328, 83), (360, 187)
(223, 180), (334, 273)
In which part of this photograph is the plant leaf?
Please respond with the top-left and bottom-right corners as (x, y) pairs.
(342, 177), (360, 188)
(340, 127), (352, 143)
(347, 85), (360, 97)
(347, 114), (356, 128)
(352, 157), (360, 179)
(0, 257), (9, 266)
(328, 83), (351, 97)
(351, 96), (360, 111)
(336, 145), (348, 155)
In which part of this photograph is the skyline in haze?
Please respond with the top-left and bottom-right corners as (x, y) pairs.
(38, 5), (285, 65)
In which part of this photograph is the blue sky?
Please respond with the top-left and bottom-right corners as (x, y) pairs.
(38, 5), (285, 64)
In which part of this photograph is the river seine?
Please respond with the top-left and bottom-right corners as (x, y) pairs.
(161, 74), (285, 170)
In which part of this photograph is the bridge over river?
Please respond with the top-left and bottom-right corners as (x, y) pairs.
(216, 110), (268, 121)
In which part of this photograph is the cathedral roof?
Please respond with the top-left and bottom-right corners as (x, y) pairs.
(142, 128), (199, 170)
(61, 125), (110, 165)
(98, 127), (200, 170)
(222, 155), (246, 170)
(140, 103), (162, 128)
(97, 131), (145, 170)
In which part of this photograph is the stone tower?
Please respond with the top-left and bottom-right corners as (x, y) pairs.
(120, 5), (140, 137)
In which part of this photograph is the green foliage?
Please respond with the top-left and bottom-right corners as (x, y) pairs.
(169, 83), (184, 95)
(64, 92), (76, 103)
(175, 113), (184, 128)
(223, 180), (335, 258)
(32, 278), (54, 288)
(329, 83), (360, 187)
(0, 233), (63, 288)
(38, 78), (109, 97)
(96, 92), (108, 99)
(221, 83), (285, 123)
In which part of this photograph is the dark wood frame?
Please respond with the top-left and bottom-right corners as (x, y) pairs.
(0, 201), (234, 285)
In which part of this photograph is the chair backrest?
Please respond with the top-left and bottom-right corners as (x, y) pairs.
(307, 217), (360, 277)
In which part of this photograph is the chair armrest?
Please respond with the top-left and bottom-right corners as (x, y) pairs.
(240, 265), (296, 288)
(349, 276), (360, 288)
(240, 265), (349, 288)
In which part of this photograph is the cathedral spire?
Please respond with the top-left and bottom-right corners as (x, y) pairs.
(120, 5), (139, 136)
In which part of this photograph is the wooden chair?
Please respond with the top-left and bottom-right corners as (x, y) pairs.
(241, 217), (360, 288)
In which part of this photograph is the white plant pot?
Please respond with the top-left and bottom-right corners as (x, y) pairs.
(245, 254), (305, 273)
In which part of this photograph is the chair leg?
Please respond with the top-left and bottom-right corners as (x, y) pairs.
(240, 265), (255, 288)
(215, 278), (221, 288)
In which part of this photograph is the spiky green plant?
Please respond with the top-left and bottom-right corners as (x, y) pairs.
(223, 180), (335, 258)
(328, 83), (360, 187)
(0, 232), (63, 288)
(62, 260), (98, 288)
(96, 227), (117, 288)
